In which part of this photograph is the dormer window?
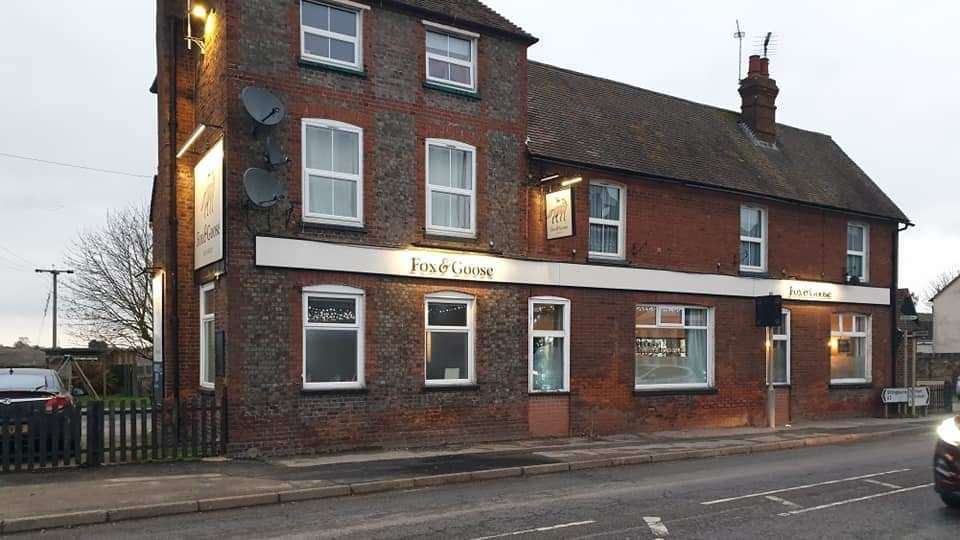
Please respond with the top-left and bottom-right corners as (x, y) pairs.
(424, 22), (478, 91)
(301, 0), (365, 70)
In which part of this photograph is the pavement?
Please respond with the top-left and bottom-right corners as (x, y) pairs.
(0, 414), (950, 535)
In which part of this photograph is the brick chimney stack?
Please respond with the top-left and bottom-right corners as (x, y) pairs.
(739, 55), (780, 144)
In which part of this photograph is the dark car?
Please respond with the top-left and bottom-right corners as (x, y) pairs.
(934, 415), (960, 508)
(0, 368), (75, 442)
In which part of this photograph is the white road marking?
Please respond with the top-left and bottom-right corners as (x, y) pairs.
(863, 478), (902, 490)
(107, 473), (223, 483)
(643, 516), (669, 537)
(700, 469), (911, 505)
(764, 495), (803, 509)
(777, 483), (933, 516)
(469, 520), (596, 540)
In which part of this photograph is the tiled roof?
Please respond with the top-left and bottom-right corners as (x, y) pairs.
(387, 0), (536, 43)
(527, 61), (908, 222)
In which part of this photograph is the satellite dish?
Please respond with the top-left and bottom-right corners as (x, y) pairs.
(265, 135), (289, 167)
(243, 168), (282, 208)
(240, 87), (286, 127)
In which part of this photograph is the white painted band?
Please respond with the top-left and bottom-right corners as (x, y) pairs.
(255, 236), (891, 306)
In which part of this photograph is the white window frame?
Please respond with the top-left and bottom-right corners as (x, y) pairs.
(846, 222), (869, 283)
(302, 285), (365, 390)
(588, 180), (626, 260)
(423, 22), (478, 91)
(634, 304), (715, 391)
(425, 138), (477, 238)
(300, 0), (367, 70)
(830, 313), (872, 385)
(301, 119), (364, 227)
(771, 309), (791, 385)
(424, 292), (475, 386)
(739, 205), (768, 273)
(199, 282), (215, 390)
(528, 297), (571, 393)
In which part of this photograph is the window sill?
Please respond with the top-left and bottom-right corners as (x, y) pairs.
(587, 256), (629, 266)
(301, 387), (368, 395)
(298, 58), (367, 78)
(199, 385), (215, 394)
(422, 384), (479, 392)
(301, 220), (368, 234)
(739, 269), (769, 277)
(424, 229), (477, 240)
(633, 387), (718, 397)
(423, 81), (480, 100)
(828, 383), (873, 390)
(529, 391), (570, 396)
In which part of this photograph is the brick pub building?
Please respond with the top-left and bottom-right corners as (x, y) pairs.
(151, 0), (909, 456)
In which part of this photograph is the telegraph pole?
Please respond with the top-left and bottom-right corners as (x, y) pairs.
(35, 268), (74, 349)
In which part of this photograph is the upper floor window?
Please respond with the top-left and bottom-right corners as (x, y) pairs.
(635, 305), (714, 390)
(426, 139), (475, 237)
(302, 119), (363, 226)
(303, 285), (365, 390)
(301, 0), (365, 70)
(588, 181), (625, 259)
(199, 282), (215, 389)
(847, 223), (869, 282)
(425, 292), (475, 386)
(424, 23), (478, 91)
(830, 313), (871, 384)
(771, 309), (790, 385)
(529, 297), (571, 393)
(740, 205), (767, 272)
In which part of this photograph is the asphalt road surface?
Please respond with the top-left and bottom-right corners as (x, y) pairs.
(14, 429), (958, 539)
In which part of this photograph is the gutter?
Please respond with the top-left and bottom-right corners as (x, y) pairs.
(530, 154), (913, 226)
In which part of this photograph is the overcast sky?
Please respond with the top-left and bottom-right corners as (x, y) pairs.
(0, 1), (956, 347)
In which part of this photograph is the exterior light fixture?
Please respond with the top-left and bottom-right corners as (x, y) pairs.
(185, 2), (214, 53)
(561, 176), (583, 187)
(538, 174), (560, 183)
(176, 124), (207, 158)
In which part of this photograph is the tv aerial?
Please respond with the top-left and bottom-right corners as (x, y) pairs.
(240, 86), (286, 129)
(733, 20), (745, 81)
(243, 168), (283, 208)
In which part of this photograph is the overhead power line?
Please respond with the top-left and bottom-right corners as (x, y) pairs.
(0, 151), (153, 179)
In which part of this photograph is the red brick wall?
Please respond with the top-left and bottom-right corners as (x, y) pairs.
(529, 395), (570, 437)
(528, 163), (895, 288)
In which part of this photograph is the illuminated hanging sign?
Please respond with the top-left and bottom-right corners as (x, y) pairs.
(545, 188), (574, 240)
(409, 256), (495, 280)
(194, 138), (224, 269)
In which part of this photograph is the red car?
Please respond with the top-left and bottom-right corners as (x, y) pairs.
(934, 415), (960, 508)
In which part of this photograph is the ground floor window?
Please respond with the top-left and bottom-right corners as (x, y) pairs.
(200, 282), (216, 389)
(830, 313), (871, 383)
(529, 297), (570, 392)
(302, 285), (364, 389)
(772, 309), (790, 385)
(634, 305), (713, 390)
(425, 292), (475, 386)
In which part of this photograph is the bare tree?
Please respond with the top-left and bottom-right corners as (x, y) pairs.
(926, 268), (960, 304)
(62, 204), (152, 356)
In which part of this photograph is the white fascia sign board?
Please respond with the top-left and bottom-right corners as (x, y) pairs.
(255, 236), (890, 305)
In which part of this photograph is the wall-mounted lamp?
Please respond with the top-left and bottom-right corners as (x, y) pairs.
(538, 174), (560, 183)
(561, 176), (583, 187)
(185, 2), (214, 53)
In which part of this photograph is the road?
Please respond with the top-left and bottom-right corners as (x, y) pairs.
(14, 429), (957, 539)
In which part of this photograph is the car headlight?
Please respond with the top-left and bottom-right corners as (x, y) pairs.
(937, 417), (960, 447)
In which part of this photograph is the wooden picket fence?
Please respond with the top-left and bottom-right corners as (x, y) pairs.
(0, 393), (226, 472)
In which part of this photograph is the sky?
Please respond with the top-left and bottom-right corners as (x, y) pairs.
(0, 1), (957, 347)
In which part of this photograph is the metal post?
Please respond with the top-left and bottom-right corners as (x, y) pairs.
(766, 327), (775, 429)
(911, 331), (917, 418)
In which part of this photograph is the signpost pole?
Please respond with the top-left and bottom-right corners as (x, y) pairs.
(766, 326), (775, 429)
